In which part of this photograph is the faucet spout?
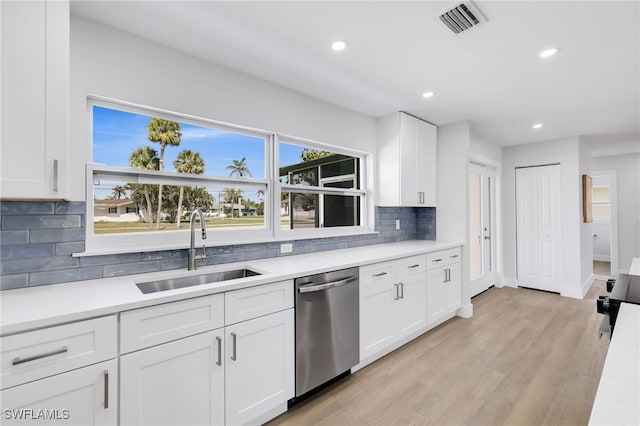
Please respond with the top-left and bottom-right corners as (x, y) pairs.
(188, 209), (207, 270)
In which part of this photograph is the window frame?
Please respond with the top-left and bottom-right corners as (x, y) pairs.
(84, 98), (371, 255)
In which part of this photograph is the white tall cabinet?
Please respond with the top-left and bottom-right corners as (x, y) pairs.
(377, 112), (437, 207)
(0, 0), (69, 199)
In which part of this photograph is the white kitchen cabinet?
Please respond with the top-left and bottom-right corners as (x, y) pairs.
(0, 0), (69, 199)
(377, 111), (437, 207)
(225, 309), (294, 426)
(1, 359), (117, 426)
(360, 255), (427, 360)
(120, 330), (225, 426)
(427, 248), (462, 324)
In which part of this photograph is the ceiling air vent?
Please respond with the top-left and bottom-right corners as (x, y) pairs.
(437, 2), (487, 35)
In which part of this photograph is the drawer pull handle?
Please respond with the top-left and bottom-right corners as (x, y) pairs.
(103, 370), (109, 409)
(450, 254), (459, 259)
(12, 346), (68, 366)
(432, 258), (443, 263)
(393, 283), (399, 300)
(53, 159), (59, 192)
(408, 264), (420, 269)
(231, 332), (237, 361)
(399, 282), (404, 299)
(216, 336), (222, 366)
(373, 272), (388, 277)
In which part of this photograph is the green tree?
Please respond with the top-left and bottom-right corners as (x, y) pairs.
(226, 157), (252, 178)
(301, 148), (332, 162)
(147, 118), (182, 228)
(173, 150), (205, 228)
(129, 146), (160, 224)
(222, 188), (243, 217)
(109, 185), (128, 200)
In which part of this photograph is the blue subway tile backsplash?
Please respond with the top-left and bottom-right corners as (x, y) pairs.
(0, 201), (435, 289)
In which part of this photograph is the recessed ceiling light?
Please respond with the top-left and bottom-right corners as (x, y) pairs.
(532, 123), (543, 129)
(331, 40), (348, 51)
(539, 47), (560, 58)
(422, 91), (435, 99)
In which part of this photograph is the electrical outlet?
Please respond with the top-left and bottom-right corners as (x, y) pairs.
(280, 243), (293, 254)
(395, 219), (401, 230)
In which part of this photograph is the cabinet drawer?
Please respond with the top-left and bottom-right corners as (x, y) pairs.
(225, 280), (293, 325)
(121, 294), (224, 354)
(426, 250), (448, 270)
(1, 315), (116, 390)
(397, 254), (427, 277)
(444, 247), (461, 264)
(360, 261), (395, 288)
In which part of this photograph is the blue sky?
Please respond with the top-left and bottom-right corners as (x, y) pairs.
(93, 106), (306, 177)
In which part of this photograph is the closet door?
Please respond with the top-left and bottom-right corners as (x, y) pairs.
(516, 165), (562, 292)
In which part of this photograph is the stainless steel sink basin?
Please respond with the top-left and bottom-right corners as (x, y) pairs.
(136, 268), (262, 294)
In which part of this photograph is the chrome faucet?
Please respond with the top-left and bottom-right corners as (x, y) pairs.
(188, 209), (207, 270)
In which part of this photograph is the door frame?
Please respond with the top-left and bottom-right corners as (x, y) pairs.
(469, 161), (498, 297)
(591, 169), (618, 277)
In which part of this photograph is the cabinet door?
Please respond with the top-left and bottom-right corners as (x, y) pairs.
(399, 113), (420, 205)
(417, 120), (437, 206)
(395, 273), (427, 338)
(426, 267), (446, 324)
(225, 309), (294, 426)
(444, 263), (462, 313)
(0, 359), (117, 426)
(0, 0), (68, 199)
(120, 331), (224, 426)
(360, 276), (396, 360)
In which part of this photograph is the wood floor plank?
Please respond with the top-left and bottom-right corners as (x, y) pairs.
(268, 282), (611, 426)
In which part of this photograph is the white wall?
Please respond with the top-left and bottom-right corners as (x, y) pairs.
(592, 153), (640, 272)
(69, 15), (377, 201)
(578, 139), (593, 292)
(502, 137), (585, 298)
(437, 121), (472, 317)
(470, 133), (502, 167)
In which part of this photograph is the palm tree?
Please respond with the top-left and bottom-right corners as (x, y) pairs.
(129, 147), (159, 224)
(110, 185), (127, 200)
(173, 150), (205, 228)
(147, 118), (182, 228)
(226, 157), (252, 178)
(222, 188), (243, 217)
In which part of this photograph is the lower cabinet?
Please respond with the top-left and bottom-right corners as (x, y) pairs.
(225, 309), (294, 426)
(359, 255), (427, 360)
(119, 308), (294, 426)
(1, 359), (117, 426)
(426, 249), (462, 324)
(120, 331), (225, 426)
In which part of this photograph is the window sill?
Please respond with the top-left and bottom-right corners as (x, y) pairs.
(73, 229), (379, 257)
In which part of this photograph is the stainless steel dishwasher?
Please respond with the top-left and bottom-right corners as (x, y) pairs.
(294, 267), (359, 397)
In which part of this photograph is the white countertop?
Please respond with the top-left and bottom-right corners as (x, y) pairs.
(0, 240), (461, 336)
(629, 257), (640, 276)
(589, 302), (640, 426)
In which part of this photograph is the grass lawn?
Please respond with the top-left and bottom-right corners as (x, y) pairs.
(94, 216), (269, 234)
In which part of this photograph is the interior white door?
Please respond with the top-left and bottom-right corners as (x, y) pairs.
(469, 163), (497, 297)
(516, 165), (562, 292)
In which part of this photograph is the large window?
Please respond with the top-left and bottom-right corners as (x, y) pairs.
(87, 100), (368, 253)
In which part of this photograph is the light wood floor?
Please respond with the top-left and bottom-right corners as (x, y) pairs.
(269, 281), (610, 426)
(593, 261), (611, 277)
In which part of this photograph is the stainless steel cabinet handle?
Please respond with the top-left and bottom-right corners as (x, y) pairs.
(443, 269), (447, 283)
(373, 272), (387, 277)
(432, 258), (443, 263)
(399, 282), (404, 299)
(393, 283), (399, 300)
(103, 370), (109, 409)
(418, 192), (425, 204)
(230, 332), (237, 361)
(12, 346), (68, 365)
(298, 276), (357, 293)
(450, 254), (459, 259)
(408, 264), (420, 269)
(53, 159), (59, 192)
(216, 336), (222, 366)
(446, 269), (451, 282)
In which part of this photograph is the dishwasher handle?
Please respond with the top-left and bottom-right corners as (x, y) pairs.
(298, 276), (357, 294)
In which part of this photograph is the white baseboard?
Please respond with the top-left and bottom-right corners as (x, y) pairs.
(619, 268), (630, 274)
(581, 273), (596, 297)
(593, 255), (611, 262)
(502, 276), (518, 288)
(250, 402), (288, 426)
(456, 303), (473, 318)
(561, 283), (585, 299)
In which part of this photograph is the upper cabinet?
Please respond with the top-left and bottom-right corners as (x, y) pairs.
(377, 112), (437, 207)
(1, 0), (69, 200)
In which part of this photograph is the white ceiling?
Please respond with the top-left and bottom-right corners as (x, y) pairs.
(71, 1), (640, 147)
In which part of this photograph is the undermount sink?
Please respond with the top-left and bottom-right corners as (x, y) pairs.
(136, 268), (262, 294)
